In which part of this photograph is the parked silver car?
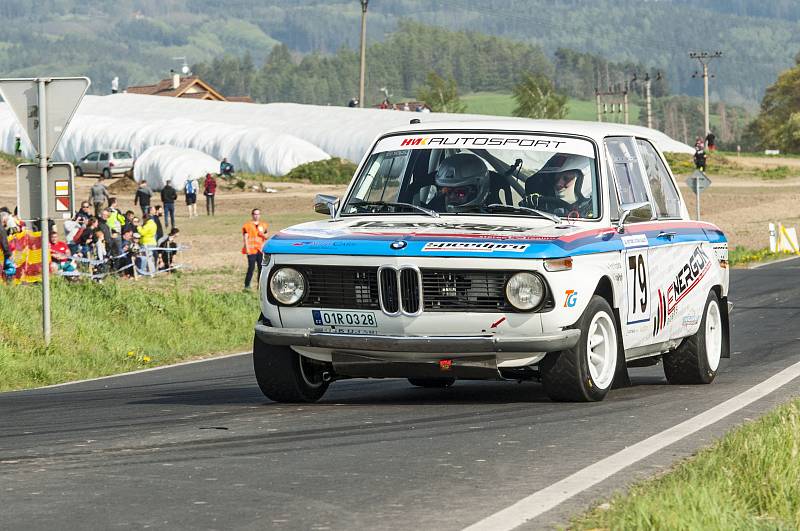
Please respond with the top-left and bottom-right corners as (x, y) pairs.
(74, 149), (134, 178)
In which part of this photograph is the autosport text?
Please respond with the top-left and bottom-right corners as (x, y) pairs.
(422, 242), (529, 252)
(400, 136), (567, 149)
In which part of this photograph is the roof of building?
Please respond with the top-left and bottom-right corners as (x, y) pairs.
(126, 75), (227, 101)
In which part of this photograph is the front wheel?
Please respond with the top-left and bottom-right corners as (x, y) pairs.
(663, 291), (722, 384)
(253, 334), (330, 403)
(540, 295), (619, 402)
(75, 166), (83, 176)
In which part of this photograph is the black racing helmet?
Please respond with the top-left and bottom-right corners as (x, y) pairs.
(434, 153), (490, 211)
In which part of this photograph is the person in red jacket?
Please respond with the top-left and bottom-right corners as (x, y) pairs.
(203, 173), (217, 216)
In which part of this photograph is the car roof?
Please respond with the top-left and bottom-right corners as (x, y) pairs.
(380, 118), (663, 143)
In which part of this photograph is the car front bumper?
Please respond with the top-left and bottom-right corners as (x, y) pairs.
(254, 323), (581, 355)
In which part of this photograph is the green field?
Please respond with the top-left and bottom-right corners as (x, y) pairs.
(462, 92), (641, 123)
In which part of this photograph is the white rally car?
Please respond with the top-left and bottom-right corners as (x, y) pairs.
(254, 120), (730, 403)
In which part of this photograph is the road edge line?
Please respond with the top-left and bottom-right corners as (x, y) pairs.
(463, 359), (800, 531)
(29, 350), (252, 391)
(749, 254), (800, 269)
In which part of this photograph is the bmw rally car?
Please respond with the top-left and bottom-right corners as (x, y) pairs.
(254, 120), (730, 403)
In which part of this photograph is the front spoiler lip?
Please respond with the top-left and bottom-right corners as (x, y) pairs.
(254, 323), (580, 354)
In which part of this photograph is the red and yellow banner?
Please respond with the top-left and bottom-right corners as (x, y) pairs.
(1, 230), (43, 284)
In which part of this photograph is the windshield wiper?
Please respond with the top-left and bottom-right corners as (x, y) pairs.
(350, 199), (440, 218)
(484, 204), (561, 223)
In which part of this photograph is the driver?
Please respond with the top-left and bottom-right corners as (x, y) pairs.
(523, 154), (591, 216)
(434, 153), (490, 212)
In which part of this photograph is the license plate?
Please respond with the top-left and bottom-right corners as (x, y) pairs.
(312, 310), (378, 328)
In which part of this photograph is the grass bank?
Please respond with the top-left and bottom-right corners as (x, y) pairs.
(571, 399), (800, 530)
(461, 92), (641, 122)
(0, 276), (259, 391)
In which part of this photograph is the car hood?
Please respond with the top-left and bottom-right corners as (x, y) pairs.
(265, 215), (625, 259)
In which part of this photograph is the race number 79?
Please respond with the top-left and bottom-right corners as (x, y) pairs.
(626, 251), (650, 324)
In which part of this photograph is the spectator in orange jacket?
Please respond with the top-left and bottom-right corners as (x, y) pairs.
(242, 208), (269, 290)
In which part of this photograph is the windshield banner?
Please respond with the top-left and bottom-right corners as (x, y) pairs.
(374, 133), (595, 158)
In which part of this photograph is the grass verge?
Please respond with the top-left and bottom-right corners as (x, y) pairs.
(0, 276), (259, 391)
(729, 246), (795, 267)
(571, 399), (800, 530)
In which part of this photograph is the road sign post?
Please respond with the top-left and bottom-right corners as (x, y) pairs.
(686, 170), (711, 221)
(0, 76), (89, 345)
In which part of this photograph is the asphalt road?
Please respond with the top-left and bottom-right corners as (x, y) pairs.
(2, 259), (800, 530)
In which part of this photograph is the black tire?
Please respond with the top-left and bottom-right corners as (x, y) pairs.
(540, 295), (619, 402)
(102, 168), (111, 179)
(252, 334), (329, 403)
(408, 378), (455, 388)
(75, 166), (83, 177)
(663, 291), (722, 385)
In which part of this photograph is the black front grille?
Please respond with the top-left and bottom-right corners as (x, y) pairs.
(421, 270), (515, 312)
(400, 268), (421, 314)
(379, 268), (400, 313)
(297, 266), (379, 309)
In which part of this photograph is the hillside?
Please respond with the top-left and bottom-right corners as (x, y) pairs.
(0, 1), (797, 106)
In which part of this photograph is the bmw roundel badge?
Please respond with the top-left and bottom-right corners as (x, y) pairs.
(390, 240), (407, 250)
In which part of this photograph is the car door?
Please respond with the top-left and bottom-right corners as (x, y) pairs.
(635, 138), (709, 345)
(604, 137), (658, 353)
(98, 151), (109, 173)
(84, 152), (99, 172)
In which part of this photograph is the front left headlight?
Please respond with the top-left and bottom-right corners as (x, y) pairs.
(269, 267), (306, 305)
(505, 272), (545, 311)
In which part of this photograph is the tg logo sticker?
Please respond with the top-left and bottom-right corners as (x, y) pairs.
(564, 290), (578, 307)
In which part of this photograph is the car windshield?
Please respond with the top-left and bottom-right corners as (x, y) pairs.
(341, 132), (600, 220)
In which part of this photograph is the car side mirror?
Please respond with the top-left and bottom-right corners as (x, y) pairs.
(616, 201), (653, 233)
(314, 194), (339, 219)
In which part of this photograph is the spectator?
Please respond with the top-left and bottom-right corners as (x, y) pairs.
(89, 176), (111, 216)
(122, 210), (136, 235)
(137, 213), (158, 273)
(1, 211), (14, 281)
(134, 181), (153, 216)
(92, 228), (108, 275)
(14, 135), (22, 157)
(98, 209), (113, 248)
(347, 97), (359, 108)
(75, 217), (99, 257)
(116, 227), (135, 275)
(693, 138), (707, 172)
(184, 176), (199, 218)
(220, 158), (234, 178)
(49, 230), (74, 274)
(130, 232), (144, 275)
(203, 173), (217, 216)
(74, 202), (92, 223)
(160, 180), (178, 228)
(107, 198), (125, 230)
(706, 132), (716, 152)
(158, 228), (180, 271)
(242, 208), (269, 290)
(151, 204), (164, 242)
(108, 229), (122, 259)
(402, 102), (411, 111)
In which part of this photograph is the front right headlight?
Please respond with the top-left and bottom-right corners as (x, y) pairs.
(505, 272), (545, 311)
(269, 267), (306, 305)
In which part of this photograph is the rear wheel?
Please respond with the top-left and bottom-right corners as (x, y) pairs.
(540, 295), (619, 402)
(408, 378), (455, 388)
(102, 168), (111, 179)
(663, 291), (722, 384)
(253, 334), (330, 403)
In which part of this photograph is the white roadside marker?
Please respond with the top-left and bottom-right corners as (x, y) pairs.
(30, 351), (252, 390)
(464, 359), (800, 531)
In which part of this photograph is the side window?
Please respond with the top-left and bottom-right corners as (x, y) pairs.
(99, 152), (109, 161)
(604, 137), (649, 207)
(606, 158), (621, 221)
(86, 152), (98, 161)
(636, 139), (682, 218)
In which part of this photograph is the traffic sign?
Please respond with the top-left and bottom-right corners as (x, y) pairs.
(686, 170), (711, 194)
(16, 163), (75, 220)
(0, 77), (89, 157)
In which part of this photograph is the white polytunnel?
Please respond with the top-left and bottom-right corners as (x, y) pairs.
(0, 93), (694, 177)
(133, 145), (220, 191)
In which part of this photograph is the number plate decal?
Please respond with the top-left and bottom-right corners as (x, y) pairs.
(312, 310), (378, 328)
(625, 250), (650, 324)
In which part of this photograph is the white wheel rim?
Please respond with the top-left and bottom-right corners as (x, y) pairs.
(586, 311), (617, 389)
(705, 300), (722, 372)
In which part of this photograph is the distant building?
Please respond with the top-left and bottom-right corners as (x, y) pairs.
(125, 72), (253, 103)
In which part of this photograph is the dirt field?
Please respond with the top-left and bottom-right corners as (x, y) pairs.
(1, 157), (798, 279)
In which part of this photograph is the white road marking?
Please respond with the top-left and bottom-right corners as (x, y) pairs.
(464, 359), (800, 531)
(29, 351), (252, 390)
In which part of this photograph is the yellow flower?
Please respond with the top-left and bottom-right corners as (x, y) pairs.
(127, 351), (135, 357)
(142, 356), (151, 363)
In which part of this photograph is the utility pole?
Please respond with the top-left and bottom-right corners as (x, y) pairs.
(358, 0), (369, 108)
(689, 51), (722, 141)
(595, 83), (628, 124)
